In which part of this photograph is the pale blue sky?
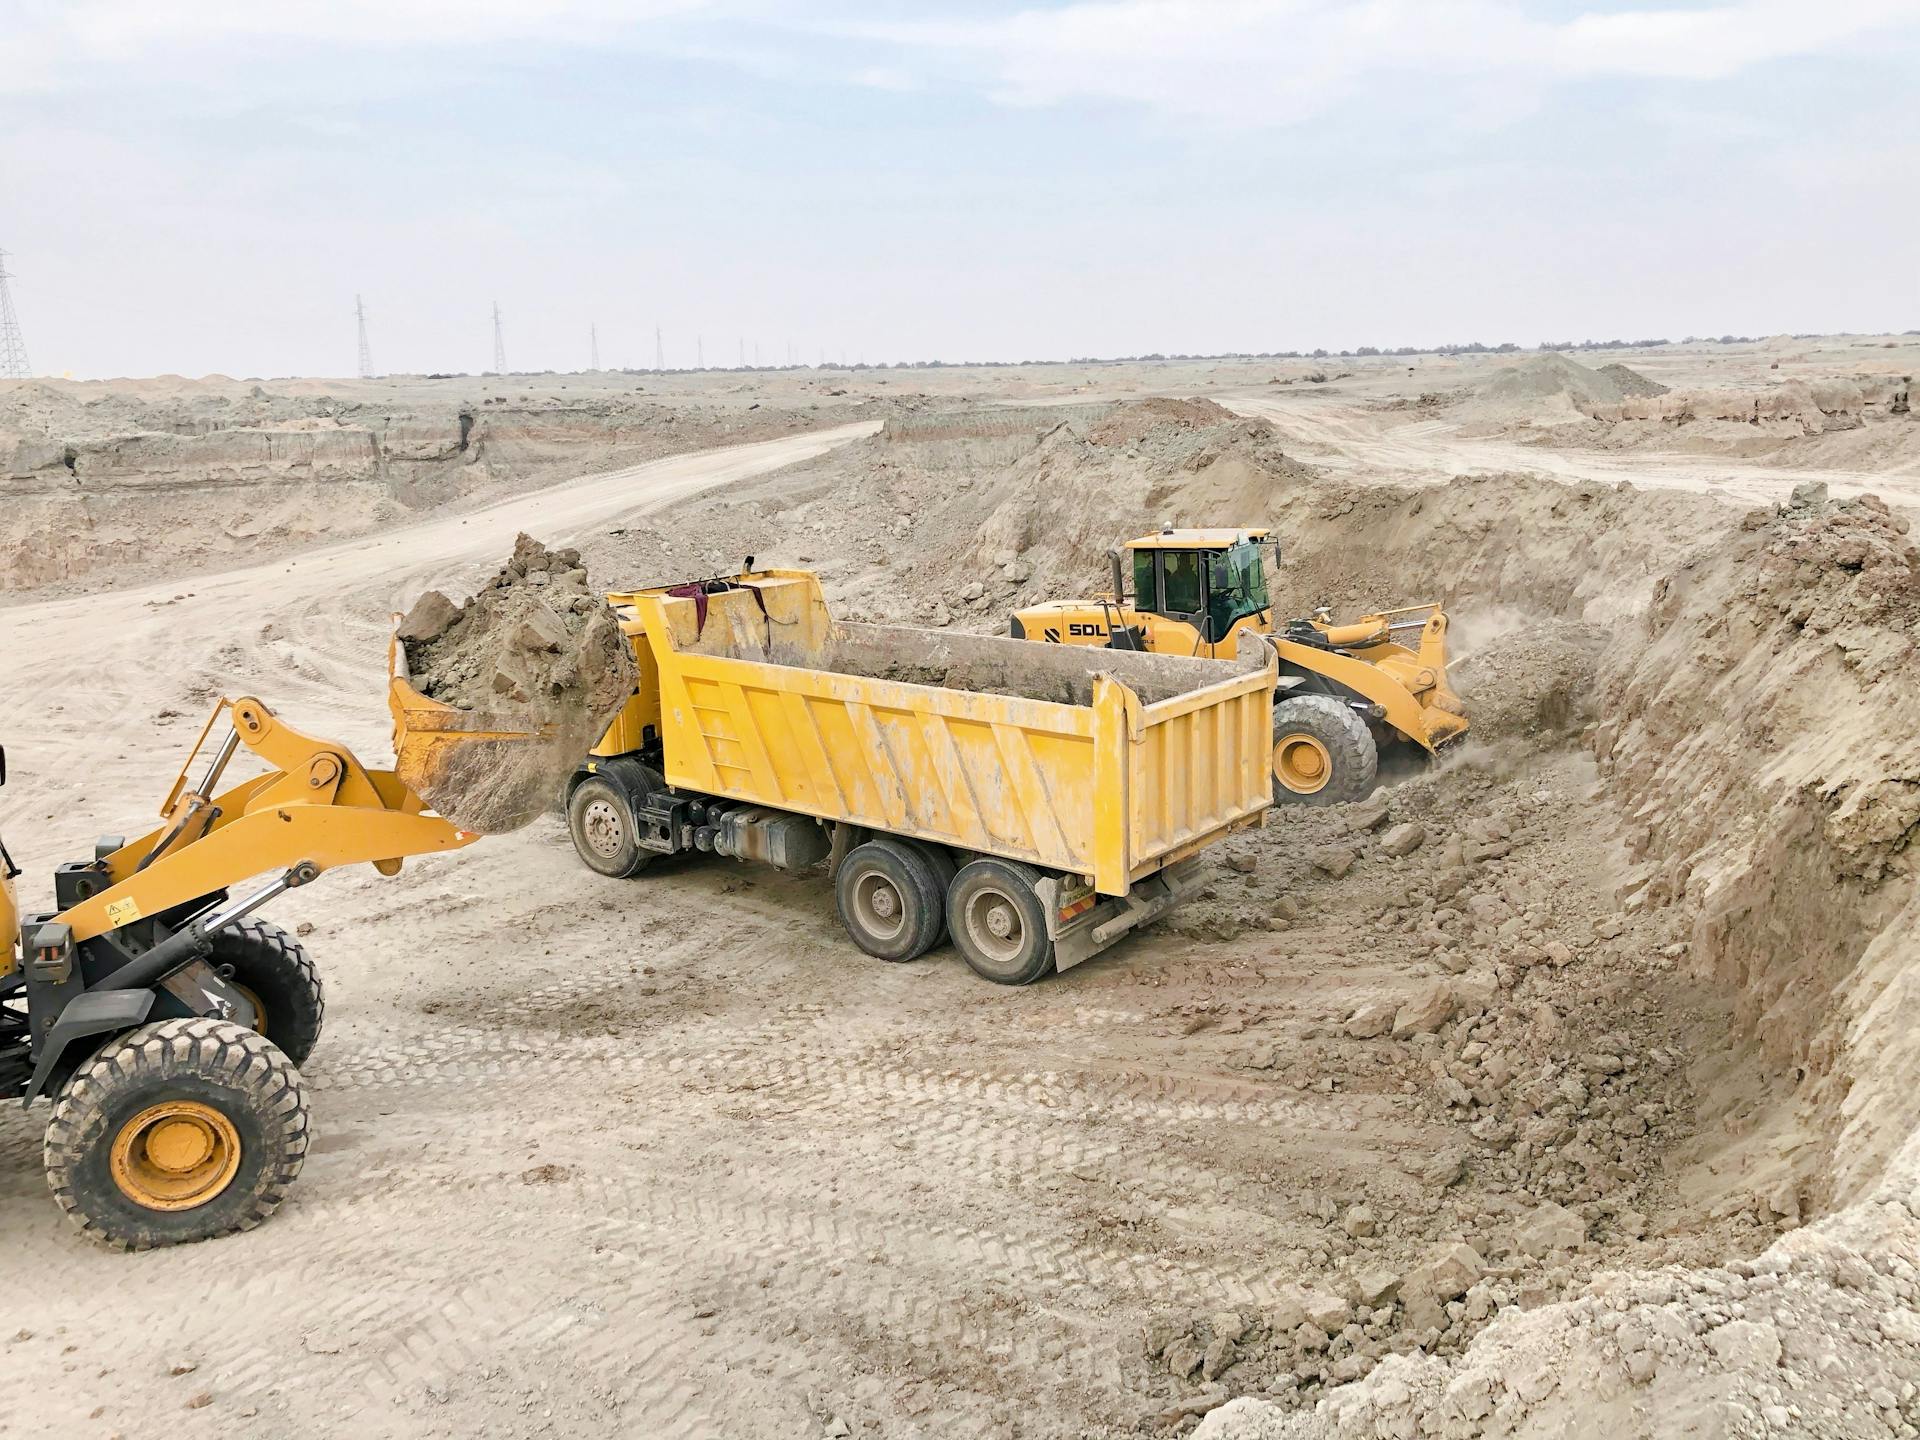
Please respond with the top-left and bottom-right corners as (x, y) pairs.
(5, 0), (1917, 378)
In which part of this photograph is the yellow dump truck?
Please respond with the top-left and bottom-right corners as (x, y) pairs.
(552, 570), (1274, 984)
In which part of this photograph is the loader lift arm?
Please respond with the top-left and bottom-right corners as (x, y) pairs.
(10, 695), (480, 1112)
(53, 696), (480, 946)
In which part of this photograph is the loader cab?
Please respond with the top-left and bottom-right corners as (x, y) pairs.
(1123, 530), (1277, 651)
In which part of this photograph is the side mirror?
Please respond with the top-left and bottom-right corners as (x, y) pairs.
(1273, 540), (1284, 570)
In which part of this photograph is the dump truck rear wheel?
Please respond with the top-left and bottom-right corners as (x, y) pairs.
(836, 839), (945, 962)
(43, 1018), (310, 1251)
(210, 919), (324, 1068)
(1271, 695), (1377, 806)
(568, 776), (654, 879)
(948, 859), (1055, 986)
(901, 841), (958, 943)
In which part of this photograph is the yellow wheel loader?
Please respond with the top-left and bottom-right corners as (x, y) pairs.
(1011, 529), (1467, 805)
(0, 700), (478, 1248)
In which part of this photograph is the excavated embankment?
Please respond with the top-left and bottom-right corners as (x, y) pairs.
(1195, 484), (1920, 1438)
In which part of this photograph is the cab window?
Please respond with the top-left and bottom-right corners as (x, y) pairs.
(1161, 550), (1204, 616)
(1205, 542), (1270, 641)
(1132, 550), (1156, 606)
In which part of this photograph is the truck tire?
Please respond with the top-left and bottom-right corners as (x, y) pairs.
(947, 858), (1056, 986)
(901, 841), (958, 944)
(1271, 695), (1377, 806)
(835, 839), (945, 962)
(209, 919), (324, 1068)
(568, 775), (655, 879)
(43, 1018), (310, 1251)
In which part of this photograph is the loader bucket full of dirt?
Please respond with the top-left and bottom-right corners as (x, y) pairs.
(388, 535), (639, 834)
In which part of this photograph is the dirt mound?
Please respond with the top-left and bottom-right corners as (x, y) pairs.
(1267, 473), (1733, 626)
(1460, 355), (1624, 423)
(399, 534), (637, 832)
(580, 399), (1324, 631)
(1594, 363), (1667, 399)
(1086, 395), (1238, 446)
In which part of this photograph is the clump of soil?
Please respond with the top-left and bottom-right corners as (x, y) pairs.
(398, 533), (636, 832)
(1449, 620), (1608, 742)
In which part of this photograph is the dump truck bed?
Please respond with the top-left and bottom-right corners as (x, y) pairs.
(610, 572), (1274, 896)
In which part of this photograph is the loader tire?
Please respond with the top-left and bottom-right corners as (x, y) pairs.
(211, 918), (324, 1067)
(947, 858), (1056, 986)
(568, 775), (655, 879)
(1271, 694), (1377, 806)
(836, 839), (945, 962)
(44, 1018), (310, 1251)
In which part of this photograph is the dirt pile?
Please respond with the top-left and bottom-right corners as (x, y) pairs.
(1594, 363), (1667, 399)
(1086, 395), (1239, 445)
(1446, 621), (1608, 744)
(1265, 474), (1732, 626)
(398, 534), (636, 832)
(578, 399), (1324, 628)
(1459, 356), (1625, 424)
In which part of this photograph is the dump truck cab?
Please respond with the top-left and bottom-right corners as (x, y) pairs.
(1012, 528), (1468, 806)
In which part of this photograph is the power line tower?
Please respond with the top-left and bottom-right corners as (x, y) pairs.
(491, 300), (507, 374)
(0, 249), (32, 380)
(654, 325), (663, 372)
(590, 323), (599, 370)
(355, 294), (373, 379)
(696, 335), (704, 370)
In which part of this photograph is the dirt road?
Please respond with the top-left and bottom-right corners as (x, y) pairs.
(1219, 393), (1920, 509)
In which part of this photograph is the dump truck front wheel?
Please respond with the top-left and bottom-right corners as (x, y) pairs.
(1271, 695), (1377, 806)
(836, 839), (945, 962)
(210, 919), (324, 1067)
(948, 859), (1055, 985)
(43, 1017), (310, 1251)
(568, 776), (654, 879)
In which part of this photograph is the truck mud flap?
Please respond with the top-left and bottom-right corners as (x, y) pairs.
(1042, 859), (1204, 973)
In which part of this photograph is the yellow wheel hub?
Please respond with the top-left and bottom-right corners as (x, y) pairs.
(110, 1101), (242, 1212)
(232, 981), (268, 1038)
(1275, 734), (1333, 794)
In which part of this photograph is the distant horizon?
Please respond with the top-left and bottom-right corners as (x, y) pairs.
(6, 327), (1917, 389)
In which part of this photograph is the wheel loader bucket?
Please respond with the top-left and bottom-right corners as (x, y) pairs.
(387, 631), (562, 834)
